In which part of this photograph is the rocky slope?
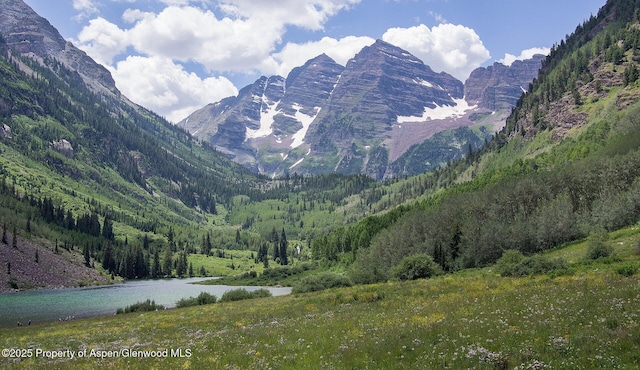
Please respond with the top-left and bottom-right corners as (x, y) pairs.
(0, 233), (109, 293)
(0, 0), (119, 96)
(180, 44), (545, 180)
(464, 55), (545, 110)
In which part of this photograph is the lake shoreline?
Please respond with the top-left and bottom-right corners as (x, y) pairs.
(0, 277), (292, 328)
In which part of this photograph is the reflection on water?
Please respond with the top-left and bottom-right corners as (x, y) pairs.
(0, 278), (291, 328)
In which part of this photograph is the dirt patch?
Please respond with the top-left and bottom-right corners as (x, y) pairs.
(0, 233), (110, 293)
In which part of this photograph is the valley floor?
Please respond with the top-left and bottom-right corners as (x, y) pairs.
(1, 228), (639, 369)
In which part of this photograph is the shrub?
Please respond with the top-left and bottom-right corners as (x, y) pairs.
(390, 254), (442, 281)
(248, 288), (272, 299)
(586, 230), (614, 260)
(616, 263), (638, 277)
(116, 299), (164, 314)
(292, 273), (353, 293)
(496, 250), (526, 276)
(355, 291), (381, 303)
(219, 288), (272, 303)
(496, 250), (568, 277)
(348, 265), (387, 285)
(239, 270), (258, 279)
(176, 292), (218, 308)
(7, 278), (19, 289)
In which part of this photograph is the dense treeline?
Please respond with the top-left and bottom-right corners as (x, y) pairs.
(314, 0), (640, 282)
(504, 0), (640, 137)
(350, 124), (640, 282)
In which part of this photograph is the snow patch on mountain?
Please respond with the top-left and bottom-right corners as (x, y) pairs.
(290, 104), (321, 149)
(290, 148), (312, 169)
(396, 97), (476, 123)
(246, 101), (279, 139)
(290, 157), (305, 169)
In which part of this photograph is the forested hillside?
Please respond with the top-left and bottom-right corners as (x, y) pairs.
(311, 0), (640, 282)
(0, 25), (411, 288)
(4, 0), (640, 293)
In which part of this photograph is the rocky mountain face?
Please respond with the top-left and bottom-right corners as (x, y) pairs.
(182, 54), (344, 173)
(464, 55), (545, 110)
(0, 0), (118, 96)
(180, 42), (544, 180)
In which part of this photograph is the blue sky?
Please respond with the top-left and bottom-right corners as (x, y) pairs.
(23, 0), (605, 122)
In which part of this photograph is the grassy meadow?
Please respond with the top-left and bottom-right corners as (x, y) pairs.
(1, 227), (639, 369)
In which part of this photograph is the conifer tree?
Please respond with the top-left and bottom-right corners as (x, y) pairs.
(176, 249), (188, 277)
(2, 222), (7, 244)
(162, 246), (173, 277)
(12, 226), (17, 249)
(84, 244), (91, 267)
(102, 243), (112, 271)
(279, 228), (288, 265)
(152, 247), (161, 278)
(102, 215), (114, 241)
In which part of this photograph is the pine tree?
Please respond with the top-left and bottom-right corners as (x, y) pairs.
(202, 233), (212, 256)
(624, 64), (639, 86)
(83, 244), (91, 267)
(162, 246), (173, 277)
(167, 227), (176, 252)
(176, 249), (188, 277)
(188, 262), (194, 277)
(2, 222), (7, 244)
(152, 247), (161, 278)
(102, 215), (114, 240)
(12, 226), (17, 249)
(279, 228), (288, 265)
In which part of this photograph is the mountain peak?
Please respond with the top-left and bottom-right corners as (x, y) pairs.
(0, 0), (118, 96)
(181, 38), (541, 179)
(464, 54), (544, 110)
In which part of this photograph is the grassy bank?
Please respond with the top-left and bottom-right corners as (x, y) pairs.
(1, 233), (639, 369)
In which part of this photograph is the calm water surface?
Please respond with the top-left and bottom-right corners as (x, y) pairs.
(0, 278), (291, 327)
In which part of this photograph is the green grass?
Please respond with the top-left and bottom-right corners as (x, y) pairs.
(187, 250), (262, 277)
(2, 229), (639, 369)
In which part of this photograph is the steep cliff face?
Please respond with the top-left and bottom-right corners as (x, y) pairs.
(309, 40), (463, 144)
(180, 41), (544, 179)
(179, 54), (344, 172)
(181, 40), (472, 178)
(464, 55), (545, 110)
(0, 0), (118, 96)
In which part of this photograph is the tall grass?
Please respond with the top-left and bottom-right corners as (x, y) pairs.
(2, 230), (638, 369)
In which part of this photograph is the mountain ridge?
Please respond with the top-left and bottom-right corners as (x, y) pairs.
(0, 0), (118, 97)
(180, 40), (543, 179)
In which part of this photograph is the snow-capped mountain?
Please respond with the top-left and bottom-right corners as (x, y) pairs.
(179, 40), (543, 179)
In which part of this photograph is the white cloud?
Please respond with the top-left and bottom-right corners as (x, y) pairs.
(499, 47), (550, 66)
(110, 56), (238, 122)
(218, 0), (360, 31)
(123, 5), (282, 73)
(72, 0), (99, 18)
(265, 36), (375, 77)
(70, 0), (362, 121)
(382, 23), (491, 81)
(75, 17), (129, 65)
